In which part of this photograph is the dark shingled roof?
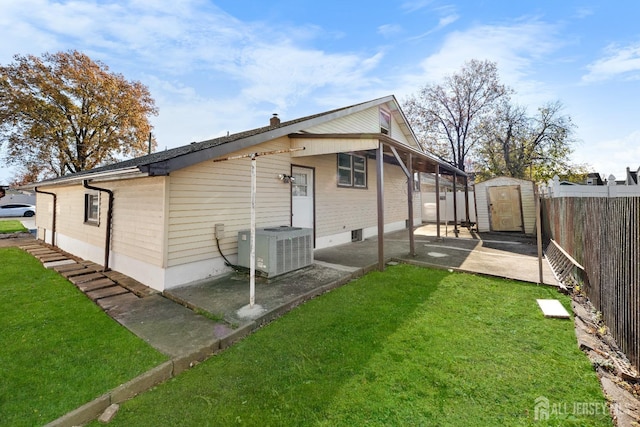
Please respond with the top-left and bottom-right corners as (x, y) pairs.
(35, 97), (382, 185)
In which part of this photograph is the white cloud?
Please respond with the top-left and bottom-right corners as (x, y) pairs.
(574, 7), (594, 19)
(437, 14), (460, 29)
(401, 0), (433, 13)
(396, 19), (562, 104)
(229, 44), (383, 109)
(0, 0), (384, 111)
(582, 43), (640, 83)
(572, 130), (640, 178)
(378, 24), (403, 38)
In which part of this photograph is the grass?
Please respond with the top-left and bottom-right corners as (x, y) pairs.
(0, 248), (168, 426)
(100, 264), (611, 426)
(0, 220), (27, 233)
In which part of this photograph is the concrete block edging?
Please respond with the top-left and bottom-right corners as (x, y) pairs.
(44, 345), (221, 427)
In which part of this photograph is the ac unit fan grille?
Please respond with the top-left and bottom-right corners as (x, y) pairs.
(276, 235), (312, 275)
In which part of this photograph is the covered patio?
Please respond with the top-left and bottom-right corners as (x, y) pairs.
(289, 131), (472, 271)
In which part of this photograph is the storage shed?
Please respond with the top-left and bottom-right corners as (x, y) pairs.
(475, 177), (536, 235)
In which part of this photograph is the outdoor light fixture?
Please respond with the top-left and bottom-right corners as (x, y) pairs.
(278, 174), (294, 183)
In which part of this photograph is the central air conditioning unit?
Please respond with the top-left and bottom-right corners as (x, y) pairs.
(237, 226), (314, 277)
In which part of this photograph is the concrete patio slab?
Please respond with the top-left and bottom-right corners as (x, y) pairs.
(107, 294), (221, 358)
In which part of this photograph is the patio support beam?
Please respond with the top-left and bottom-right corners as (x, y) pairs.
(407, 153), (415, 256)
(376, 141), (385, 272)
(464, 175), (471, 226)
(453, 172), (459, 237)
(389, 146), (410, 178)
(435, 165), (441, 239)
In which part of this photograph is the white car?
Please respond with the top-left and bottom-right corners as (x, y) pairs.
(0, 204), (36, 217)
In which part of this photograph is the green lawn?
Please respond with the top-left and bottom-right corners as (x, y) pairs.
(101, 264), (611, 426)
(0, 248), (168, 427)
(0, 220), (27, 233)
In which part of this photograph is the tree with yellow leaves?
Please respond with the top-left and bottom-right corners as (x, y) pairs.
(0, 50), (157, 184)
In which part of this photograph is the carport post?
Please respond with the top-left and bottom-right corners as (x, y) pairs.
(464, 176), (470, 226)
(535, 184), (544, 284)
(452, 172), (459, 237)
(407, 153), (415, 256)
(435, 165), (441, 239)
(376, 142), (385, 271)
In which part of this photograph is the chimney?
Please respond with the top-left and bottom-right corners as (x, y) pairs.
(270, 113), (280, 126)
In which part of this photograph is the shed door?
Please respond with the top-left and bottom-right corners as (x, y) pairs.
(291, 166), (314, 230)
(488, 185), (523, 232)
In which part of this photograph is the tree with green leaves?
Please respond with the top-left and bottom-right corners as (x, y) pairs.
(403, 59), (510, 171)
(0, 50), (157, 184)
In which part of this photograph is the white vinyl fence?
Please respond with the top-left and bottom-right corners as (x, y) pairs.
(421, 190), (476, 224)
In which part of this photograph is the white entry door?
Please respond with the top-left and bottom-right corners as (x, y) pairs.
(291, 166), (314, 230)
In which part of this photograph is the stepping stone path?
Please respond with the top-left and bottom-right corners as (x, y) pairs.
(19, 242), (158, 312)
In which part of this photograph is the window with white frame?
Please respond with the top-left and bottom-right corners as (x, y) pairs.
(380, 109), (391, 135)
(337, 153), (367, 188)
(84, 192), (100, 225)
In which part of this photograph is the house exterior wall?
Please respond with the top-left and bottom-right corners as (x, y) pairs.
(32, 100), (432, 291)
(292, 154), (421, 249)
(475, 177), (536, 234)
(161, 144), (422, 288)
(35, 177), (167, 287)
(163, 137), (292, 287)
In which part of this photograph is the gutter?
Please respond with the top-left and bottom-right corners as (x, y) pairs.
(83, 180), (113, 272)
(19, 167), (146, 191)
(34, 187), (57, 247)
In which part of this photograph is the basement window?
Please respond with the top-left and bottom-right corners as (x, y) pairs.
(337, 153), (367, 188)
(84, 192), (100, 225)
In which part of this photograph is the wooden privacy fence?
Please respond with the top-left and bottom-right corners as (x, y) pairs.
(541, 197), (640, 370)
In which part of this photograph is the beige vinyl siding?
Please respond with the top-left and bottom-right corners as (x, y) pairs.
(293, 154), (418, 239)
(35, 178), (166, 267)
(167, 137), (292, 267)
(108, 177), (166, 266)
(390, 118), (413, 147)
(35, 193), (54, 231)
(38, 184), (105, 249)
(306, 107), (378, 134)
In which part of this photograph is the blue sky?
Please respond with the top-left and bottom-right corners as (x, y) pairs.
(1, 0), (639, 184)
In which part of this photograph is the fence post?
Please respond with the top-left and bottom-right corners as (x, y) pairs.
(607, 174), (617, 198)
(552, 175), (560, 198)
